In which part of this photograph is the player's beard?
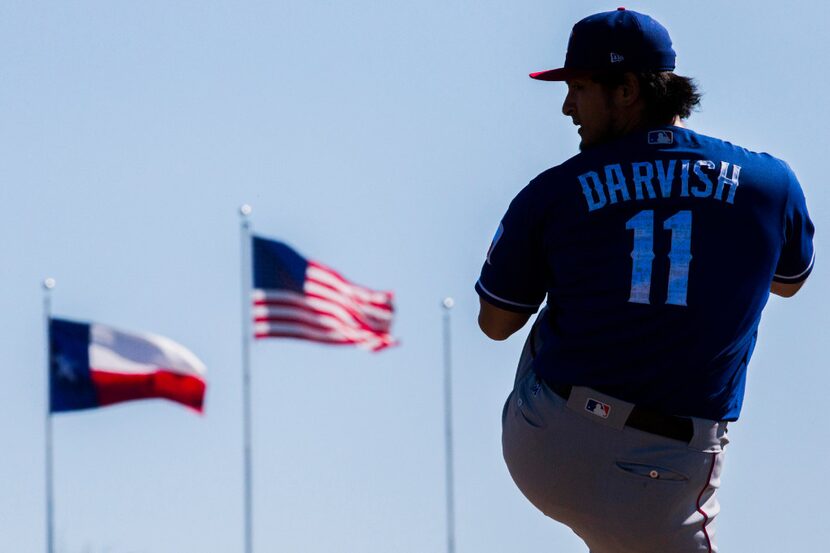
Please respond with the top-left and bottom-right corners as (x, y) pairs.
(578, 94), (623, 151)
(578, 120), (619, 151)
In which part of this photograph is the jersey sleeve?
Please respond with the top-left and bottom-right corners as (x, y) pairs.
(773, 164), (815, 284)
(475, 180), (548, 313)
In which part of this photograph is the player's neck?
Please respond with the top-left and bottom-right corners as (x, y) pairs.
(616, 110), (684, 137)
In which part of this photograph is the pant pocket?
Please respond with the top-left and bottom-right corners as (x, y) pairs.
(615, 460), (689, 482)
(515, 374), (546, 429)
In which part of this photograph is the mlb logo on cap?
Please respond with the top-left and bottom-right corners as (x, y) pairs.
(585, 398), (611, 418)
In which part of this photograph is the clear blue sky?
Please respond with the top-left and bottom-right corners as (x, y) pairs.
(2, 1), (827, 552)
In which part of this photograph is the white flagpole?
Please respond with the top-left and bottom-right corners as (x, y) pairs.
(239, 205), (254, 553)
(441, 297), (456, 553)
(43, 277), (56, 553)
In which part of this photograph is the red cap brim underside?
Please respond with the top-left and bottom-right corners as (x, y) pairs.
(529, 68), (588, 81)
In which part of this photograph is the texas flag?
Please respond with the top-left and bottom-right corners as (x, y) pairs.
(49, 318), (207, 414)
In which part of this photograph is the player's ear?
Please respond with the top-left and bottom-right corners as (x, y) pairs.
(615, 72), (641, 107)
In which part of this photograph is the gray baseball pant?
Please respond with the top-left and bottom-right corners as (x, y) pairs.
(502, 330), (729, 553)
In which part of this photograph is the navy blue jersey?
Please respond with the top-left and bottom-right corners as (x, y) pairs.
(476, 126), (815, 421)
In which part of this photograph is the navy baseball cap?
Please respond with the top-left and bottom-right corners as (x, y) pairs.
(530, 8), (676, 81)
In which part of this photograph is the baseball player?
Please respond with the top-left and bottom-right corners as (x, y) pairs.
(475, 8), (815, 553)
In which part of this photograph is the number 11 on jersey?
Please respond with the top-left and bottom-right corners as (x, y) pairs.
(626, 210), (693, 306)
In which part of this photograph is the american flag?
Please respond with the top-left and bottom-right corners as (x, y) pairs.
(251, 236), (397, 352)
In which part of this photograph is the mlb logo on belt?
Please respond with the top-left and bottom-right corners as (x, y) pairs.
(585, 398), (610, 418)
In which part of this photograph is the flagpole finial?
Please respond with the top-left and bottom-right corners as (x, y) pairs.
(239, 204), (253, 217)
(43, 277), (56, 290)
(442, 297), (454, 310)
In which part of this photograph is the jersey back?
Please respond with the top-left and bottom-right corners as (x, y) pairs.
(476, 126), (815, 420)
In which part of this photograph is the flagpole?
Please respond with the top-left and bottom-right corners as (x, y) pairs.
(239, 205), (254, 553)
(441, 297), (456, 553)
(43, 277), (56, 553)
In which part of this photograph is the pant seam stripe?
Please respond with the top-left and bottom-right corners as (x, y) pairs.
(696, 451), (718, 553)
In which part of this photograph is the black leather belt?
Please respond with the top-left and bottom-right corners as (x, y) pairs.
(550, 383), (695, 444)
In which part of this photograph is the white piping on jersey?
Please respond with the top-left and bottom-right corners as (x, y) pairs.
(476, 280), (539, 309)
(774, 250), (815, 280)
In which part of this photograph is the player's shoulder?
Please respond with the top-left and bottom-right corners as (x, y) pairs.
(507, 158), (584, 218)
(508, 159), (575, 203)
(682, 127), (793, 176)
(528, 150), (600, 190)
(519, 142), (644, 209)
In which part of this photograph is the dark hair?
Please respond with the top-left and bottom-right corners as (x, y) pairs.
(592, 71), (701, 124)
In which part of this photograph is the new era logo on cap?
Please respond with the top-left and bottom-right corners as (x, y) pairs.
(585, 398), (611, 418)
(610, 52), (625, 63)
